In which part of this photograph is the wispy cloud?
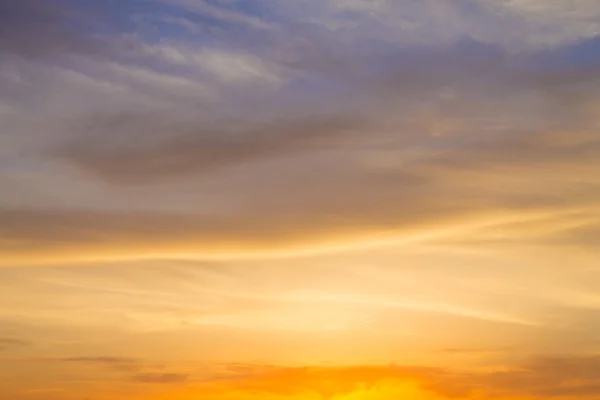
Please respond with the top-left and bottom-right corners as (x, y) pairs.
(150, 357), (600, 399)
(59, 356), (141, 368)
(0, 0), (91, 57)
(0, 12), (598, 262)
(1, 2), (600, 398)
(0, 337), (29, 351)
(132, 372), (188, 384)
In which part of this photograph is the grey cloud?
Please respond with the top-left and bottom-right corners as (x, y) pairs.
(58, 113), (366, 184)
(0, 0), (100, 58)
(0, 191), (457, 260)
(53, 37), (600, 184)
(2, 104), (599, 260)
(3, 125), (599, 262)
(1, 11), (599, 261)
(160, 0), (272, 30)
(268, 0), (600, 52)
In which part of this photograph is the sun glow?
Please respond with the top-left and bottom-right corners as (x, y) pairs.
(329, 381), (441, 400)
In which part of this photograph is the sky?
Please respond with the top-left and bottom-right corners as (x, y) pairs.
(1, 0), (600, 399)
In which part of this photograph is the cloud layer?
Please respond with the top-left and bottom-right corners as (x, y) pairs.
(2, 28), (600, 262)
(1, 2), (600, 398)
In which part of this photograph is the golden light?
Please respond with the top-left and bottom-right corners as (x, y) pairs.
(328, 380), (442, 400)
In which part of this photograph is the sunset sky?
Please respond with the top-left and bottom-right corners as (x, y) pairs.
(1, 1), (600, 399)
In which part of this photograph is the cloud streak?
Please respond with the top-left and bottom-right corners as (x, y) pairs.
(147, 356), (600, 399)
(132, 372), (188, 384)
(0, 337), (29, 351)
(2, 2), (600, 399)
(0, 29), (598, 263)
(59, 113), (365, 184)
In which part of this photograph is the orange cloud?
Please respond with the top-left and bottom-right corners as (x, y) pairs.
(147, 357), (600, 400)
(151, 365), (454, 400)
(7, 357), (600, 400)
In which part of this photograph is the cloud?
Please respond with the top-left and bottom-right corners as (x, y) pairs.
(9, 356), (600, 399)
(0, 337), (29, 351)
(2, 192), (588, 266)
(1, 2), (599, 265)
(438, 347), (507, 355)
(2, 93), (599, 263)
(0, 0), (71, 56)
(132, 372), (189, 384)
(58, 113), (365, 184)
(193, 364), (454, 399)
(481, 355), (600, 398)
(56, 356), (149, 372)
(2, 2), (600, 399)
(45, 356), (178, 378)
(181, 357), (600, 399)
(54, 36), (600, 182)
(158, 0), (273, 31)
(266, 0), (600, 51)
(0, 0), (106, 58)
(60, 356), (140, 364)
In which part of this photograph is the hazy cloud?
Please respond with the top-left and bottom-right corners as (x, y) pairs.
(0, 0), (107, 59)
(60, 356), (140, 365)
(132, 372), (189, 384)
(2, 2), (600, 399)
(59, 113), (365, 184)
(481, 355), (600, 398)
(0, 337), (29, 351)
(192, 356), (600, 399)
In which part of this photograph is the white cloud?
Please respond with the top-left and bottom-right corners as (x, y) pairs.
(267, 0), (600, 50)
(329, 0), (390, 14)
(194, 50), (282, 85)
(137, 42), (284, 86)
(158, 0), (273, 30)
(480, 0), (600, 47)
